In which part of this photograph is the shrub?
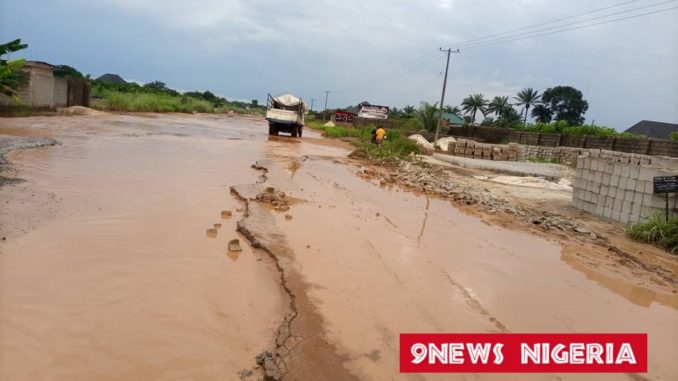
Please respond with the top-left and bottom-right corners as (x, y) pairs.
(627, 213), (678, 254)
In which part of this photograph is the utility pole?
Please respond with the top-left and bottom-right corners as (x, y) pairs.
(310, 98), (314, 112)
(323, 90), (330, 122)
(434, 48), (460, 148)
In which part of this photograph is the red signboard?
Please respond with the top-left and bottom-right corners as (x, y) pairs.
(400, 333), (647, 373)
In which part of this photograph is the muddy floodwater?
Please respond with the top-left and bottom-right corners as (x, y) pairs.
(0, 114), (676, 380)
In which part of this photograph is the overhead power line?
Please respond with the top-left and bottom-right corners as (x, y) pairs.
(449, 0), (644, 47)
(449, 0), (676, 50)
(456, 4), (678, 50)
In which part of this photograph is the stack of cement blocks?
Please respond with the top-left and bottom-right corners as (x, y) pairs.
(572, 150), (678, 224)
(449, 139), (525, 161)
(522, 146), (590, 166)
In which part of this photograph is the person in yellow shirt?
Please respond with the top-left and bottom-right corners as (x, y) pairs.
(374, 126), (386, 145)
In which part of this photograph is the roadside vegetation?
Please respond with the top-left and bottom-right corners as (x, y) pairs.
(306, 117), (421, 163)
(627, 213), (678, 254)
(0, 39), (28, 103)
(369, 85), (644, 138)
(91, 80), (264, 114)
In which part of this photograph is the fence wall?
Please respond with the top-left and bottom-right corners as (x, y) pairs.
(447, 125), (678, 158)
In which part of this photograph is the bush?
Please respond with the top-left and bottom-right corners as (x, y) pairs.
(100, 91), (213, 113)
(627, 213), (678, 254)
(518, 121), (625, 136)
(670, 132), (678, 141)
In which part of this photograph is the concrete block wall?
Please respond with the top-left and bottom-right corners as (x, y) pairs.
(572, 150), (678, 224)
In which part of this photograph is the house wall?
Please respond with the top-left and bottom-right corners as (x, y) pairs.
(26, 64), (55, 108)
(0, 62), (89, 110)
(54, 77), (68, 107)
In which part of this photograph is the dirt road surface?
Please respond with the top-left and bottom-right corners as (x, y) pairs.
(0, 113), (676, 380)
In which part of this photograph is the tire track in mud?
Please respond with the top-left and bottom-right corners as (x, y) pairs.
(230, 161), (359, 381)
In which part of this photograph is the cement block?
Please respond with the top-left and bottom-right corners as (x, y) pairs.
(621, 165), (630, 177)
(625, 190), (635, 202)
(610, 175), (620, 187)
(622, 200), (632, 214)
(644, 181), (654, 194)
(613, 211), (622, 221)
(614, 198), (623, 211)
(632, 202), (642, 217)
(627, 178), (637, 191)
(633, 192), (644, 205)
(603, 208), (613, 219)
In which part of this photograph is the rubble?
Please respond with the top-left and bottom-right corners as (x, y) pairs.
(373, 161), (596, 238)
(255, 187), (290, 212)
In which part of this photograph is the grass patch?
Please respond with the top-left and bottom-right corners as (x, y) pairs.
(305, 120), (421, 163)
(95, 91), (214, 113)
(527, 157), (558, 164)
(627, 213), (678, 254)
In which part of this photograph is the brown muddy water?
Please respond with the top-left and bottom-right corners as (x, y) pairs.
(0, 114), (676, 381)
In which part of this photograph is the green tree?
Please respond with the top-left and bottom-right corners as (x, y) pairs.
(414, 102), (439, 132)
(402, 105), (415, 117)
(670, 131), (678, 141)
(388, 107), (402, 118)
(514, 88), (541, 126)
(251, 99), (258, 107)
(0, 39), (28, 101)
(461, 94), (488, 124)
(53, 65), (84, 78)
(541, 86), (589, 126)
(444, 105), (461, 114)
(531, 104), (552, 124)
(487, 96), (510, 118)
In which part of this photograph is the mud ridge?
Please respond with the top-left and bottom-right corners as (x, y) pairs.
(230, 186), (297, 380)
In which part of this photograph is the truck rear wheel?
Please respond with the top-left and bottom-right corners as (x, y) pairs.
(291, 127), (298, 137)
(269, 124), (278, 136)
(298, 126), (303, 137)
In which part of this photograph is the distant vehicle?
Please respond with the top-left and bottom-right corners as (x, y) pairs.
(266, 93), (307, 137)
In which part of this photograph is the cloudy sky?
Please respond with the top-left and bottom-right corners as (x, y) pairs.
(2, 0), (677, 129)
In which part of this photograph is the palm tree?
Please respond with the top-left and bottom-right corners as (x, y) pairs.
(487, 96), (510, 118)
(461, 94), (488, 124)
(444, 105), (461, 115)
(513, 88), (541, 126)
(402, 105), (415, 117)
(414, 102), (439, 132)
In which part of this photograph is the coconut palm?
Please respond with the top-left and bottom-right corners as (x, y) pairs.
(487, 96), (510, 118)
(513, 88), (541, 126)
(460, 94), (488, 124)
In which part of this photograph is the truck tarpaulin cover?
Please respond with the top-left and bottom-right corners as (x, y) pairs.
(272, 93), (307, 112)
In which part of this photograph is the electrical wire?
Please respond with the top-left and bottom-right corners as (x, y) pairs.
(450, 0), (676, 49)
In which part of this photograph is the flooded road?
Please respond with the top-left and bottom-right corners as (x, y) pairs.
(0, 114), (676, 380)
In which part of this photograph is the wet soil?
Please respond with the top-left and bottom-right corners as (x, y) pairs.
(0, 114), (676, 381)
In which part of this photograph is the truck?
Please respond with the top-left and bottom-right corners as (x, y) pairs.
(266, 93), (307, 137)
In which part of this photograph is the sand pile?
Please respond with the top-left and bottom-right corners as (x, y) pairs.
(408, 134), (433, 149)
(57, 106), (107, 116)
